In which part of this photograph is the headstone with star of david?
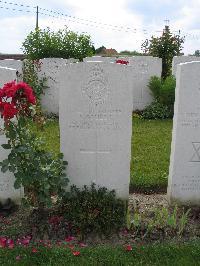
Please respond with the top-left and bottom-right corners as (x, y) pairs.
(168, 61), (200, 205)
(59, 62), (133, 199)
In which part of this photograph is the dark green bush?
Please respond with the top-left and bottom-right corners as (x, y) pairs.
(61, 184), (126, 237)
(148, 76), (162, 100)
(148, 75), (176, 107)
(144, 75), (176, 119)
(142, 100), (173, 120)
(160, 75), (176, 107)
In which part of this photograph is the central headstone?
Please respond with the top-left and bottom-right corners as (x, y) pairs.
(168, 61), (200, 205)
(59, 62), (132, 199)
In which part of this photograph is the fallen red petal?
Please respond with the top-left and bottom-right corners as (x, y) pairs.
(72, 251), (80, 256)
(32, 248), (38, 253)
(125, 245), (132, 251)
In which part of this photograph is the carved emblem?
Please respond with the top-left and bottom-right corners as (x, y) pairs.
(83, 64), (109, 104)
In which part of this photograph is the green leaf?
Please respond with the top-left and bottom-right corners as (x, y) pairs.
(1, 144), (11, 149)
(1, 164), (9, 173)
(14, 179), (21, 189)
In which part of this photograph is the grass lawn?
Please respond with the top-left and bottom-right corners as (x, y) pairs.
(0, 241), (200, 265)
(131, 117), (172, 192)
(31, 117), (173, 192)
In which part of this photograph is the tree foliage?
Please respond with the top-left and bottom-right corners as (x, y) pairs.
(118, 50), (142, 56)
(95, 46), (106, 54)
(194, 50), (200, 56)
(145, 26), (184, 79)
(22, 27), (95, 61)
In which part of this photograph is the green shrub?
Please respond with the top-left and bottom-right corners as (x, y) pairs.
(61, 184), (126, 238)
(22, 27), (94, 61)
(144, 75), (176, 119)
(142, 100), (173, 120)
(148, 75), (176, 107)
(148, 76), (162, 100)
(160, 75), (176, 107)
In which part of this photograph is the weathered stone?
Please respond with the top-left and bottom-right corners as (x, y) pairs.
(128, 56), (162, 110)
(83, 56), (116, 63)
(172, 56), (200, 76)
(0, 59), (23, 75)
(168, 61), (200, 205)
(38, 58), (72, 115)
(59, 62), (133, 199)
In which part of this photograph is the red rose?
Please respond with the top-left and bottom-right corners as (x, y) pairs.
(2, 102), (18, 120)
(116, 59), (129, 65)
(1, 81), (18, 98)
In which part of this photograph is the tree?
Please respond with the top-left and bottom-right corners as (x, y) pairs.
(22, 27), (95, 61)
(95, 46), (106, 54)
(119, 50), (142, 56)
(144, 26), (184, 79)
(194, 50), (200, 56)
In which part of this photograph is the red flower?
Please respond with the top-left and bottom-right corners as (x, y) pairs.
(16, 255), (21, 261)
(79, 242), (87, 248)
(2, 102), (18, 120)
(32, 247), (38, 253)
(0, 237), (7, 248)
(116, 59), (129, 65)
(65, 236), (75, 242)
(7, 239), (14, 249)
(1, 81), (18, 98)
(18, 236), (31, 246)
(16, 82), (36, 105)
(72, 251), (80, 256)
(125, 245), (132, 251)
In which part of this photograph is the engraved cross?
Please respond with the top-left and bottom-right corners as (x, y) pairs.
(80, 129), (111, 182)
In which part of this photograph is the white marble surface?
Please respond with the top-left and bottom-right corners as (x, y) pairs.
(59, 62), (133, 199)
(168, 61), (200, 205)
(172, 56), (200, 76)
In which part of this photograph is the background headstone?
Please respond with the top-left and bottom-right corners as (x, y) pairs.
(0, 59), (23, 75)
(83, 56), (116, 63)
(59, 62), (133, 199)
(0, 67), (23, 204)
(172, 56), (200, 76)
(168, 61), (200, 205)
(38, 58), (75, 115)
(128, 56), (162, 110)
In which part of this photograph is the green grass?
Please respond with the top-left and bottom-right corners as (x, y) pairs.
(32, 117), (173, 192)
(0, 241), (200, 265)
(131, 118), (172, 191)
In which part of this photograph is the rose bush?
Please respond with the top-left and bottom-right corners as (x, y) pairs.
(0, 81), (68, 208)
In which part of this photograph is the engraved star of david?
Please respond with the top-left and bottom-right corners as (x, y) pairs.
(190, 142), (200, 162)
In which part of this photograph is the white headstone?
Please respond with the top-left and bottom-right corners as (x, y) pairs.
(172, 56), (200, 76)
(59, 62), (132, 199)
(0, 67), (17, 87)
(0, 59), (23, 75)
(128, 56), (162, 110)
(168, 61), (200, 205)
(0, 67), (23, 204)
(38, 58), (71, 115)
(83, 56), (116, 63)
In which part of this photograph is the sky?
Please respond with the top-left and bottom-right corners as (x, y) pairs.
(0, 0), (199, 55)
